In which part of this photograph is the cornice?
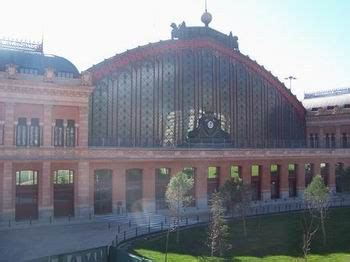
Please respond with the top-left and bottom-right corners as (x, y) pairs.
(0, 146), (348, 162)
(0, 82), (93, 106)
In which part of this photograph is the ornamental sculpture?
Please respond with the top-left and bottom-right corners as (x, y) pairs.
(6, 64), (17, 79)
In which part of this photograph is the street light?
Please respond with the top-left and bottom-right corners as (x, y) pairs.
(285, 76), (297, 92)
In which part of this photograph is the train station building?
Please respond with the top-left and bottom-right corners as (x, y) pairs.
(0, 12), (349, 221)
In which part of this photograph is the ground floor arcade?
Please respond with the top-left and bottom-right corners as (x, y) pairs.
(0, 149), (347, 221)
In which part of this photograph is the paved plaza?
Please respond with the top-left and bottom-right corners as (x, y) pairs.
(0, 221), (118, 262)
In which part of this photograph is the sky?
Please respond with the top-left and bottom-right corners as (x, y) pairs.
(0, 0), (349, 100)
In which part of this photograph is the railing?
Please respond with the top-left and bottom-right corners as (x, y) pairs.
(16, 195), (350, 262)
(28, 246), (109, 262)
(113, 196), (350, 248)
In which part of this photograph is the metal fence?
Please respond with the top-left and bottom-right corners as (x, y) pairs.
(28, 246), (109, 262)
(112, 196), (350, 247)
(25, 196), (350, 262)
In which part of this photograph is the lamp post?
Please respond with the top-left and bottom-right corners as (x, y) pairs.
(285, 76), (297, 93)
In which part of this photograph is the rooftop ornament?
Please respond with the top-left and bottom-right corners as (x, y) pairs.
(0, 38), (43, 53)
(201, 0), (212, 27)
(170, 1), (239, 51)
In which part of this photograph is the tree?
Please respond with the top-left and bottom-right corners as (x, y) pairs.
(301, 210), (319, 259)
(304, 175), (330, 247)
(207, 191), (229, 257)
(220, 177), (252, 237)
(165, 171), (194, 243)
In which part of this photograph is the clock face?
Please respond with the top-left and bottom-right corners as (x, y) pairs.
(207, 120), (214, 129)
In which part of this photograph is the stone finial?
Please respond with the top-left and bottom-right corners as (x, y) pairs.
(44, 67), (55, 82)
(81, 71), (92, 86)
(6, 64), (17, 79)
(201, 11), (212, 27)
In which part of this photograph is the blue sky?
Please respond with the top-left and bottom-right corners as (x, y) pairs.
(0, 0), (349, 99)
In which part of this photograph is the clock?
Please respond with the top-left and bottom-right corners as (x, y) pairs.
(207, 120), (214, 129)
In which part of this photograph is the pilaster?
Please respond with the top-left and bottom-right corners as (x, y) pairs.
(297, 162), (305, 198)
(328, 160), (336, 193)
(113, 166), (126, 214)
(241, 162), (251, 185)
(39, 161), (53, 218)
(195, 165), (208, 209)
(76, 161), (91, 217)
(143, 167), (156, 213)
(336, 127), (341, 148)
(2, 162), (14, 220)
(43, 105), (52, 147)
(319, 128), (324, 148)
(219, 162), (231, 187)
(280, 162), (289, 199)
(261, 164), (271, 201)
(314, 161), (321, 177)
(4, 103), (14, 146)
(78, 106), (88, 147)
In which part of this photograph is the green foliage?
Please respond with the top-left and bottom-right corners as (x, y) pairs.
(251, 165), (260, 176)
(230, 166), (240, 179)
(304, 175), (329, 204)
(220, 177), (252, 236)
(166, 172), (194, 214)
(207, 192), (229, 257)
(220, 177), (251, 213)
(132, 208), (350, 261)
(304, 175), (330, 247)
(207, 167), (218, 178)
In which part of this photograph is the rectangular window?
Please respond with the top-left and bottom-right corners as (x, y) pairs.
(342, 133), (347, 148)
(315, 134), (319, 148)
(270, 164), (278, 175)
(309, 134), (314, 148)
(208, 167), (218, 178)
(16, 117), (27, 146)
(230, 165), (241, 180)
(251, 165), (260, 176)
(53, 170), (74, 184)
(305, 163), (314, 186)
(16, 170), (38, 185)
(66, 120), (75, 147)
(155, 168), (170, 210)
(29, 118), (40, 147)
(54, 119), (64, 147)
(331, 133), (336, 148)
(325, 134), (330, 148)
(320, 163), (329, 185)
(288, 164), (296, 175)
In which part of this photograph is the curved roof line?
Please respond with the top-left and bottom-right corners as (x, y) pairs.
(89, 38), (305, 118)
(0, 48), (80, 78)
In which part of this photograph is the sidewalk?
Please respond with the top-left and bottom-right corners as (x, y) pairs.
(0, 221), (118, 262)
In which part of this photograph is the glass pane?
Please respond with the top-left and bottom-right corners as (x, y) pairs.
(16, 170), (37, 185)
(288, 164), (295, 172)
(54, 170), (74, 184)
(208, 167), (218, 178)
(251, 165), (260, 177)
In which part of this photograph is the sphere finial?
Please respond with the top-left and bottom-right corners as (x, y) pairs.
(201, 0), (212, 27)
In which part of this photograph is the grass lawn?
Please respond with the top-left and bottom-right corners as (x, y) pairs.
(131, 207), (350, 261)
